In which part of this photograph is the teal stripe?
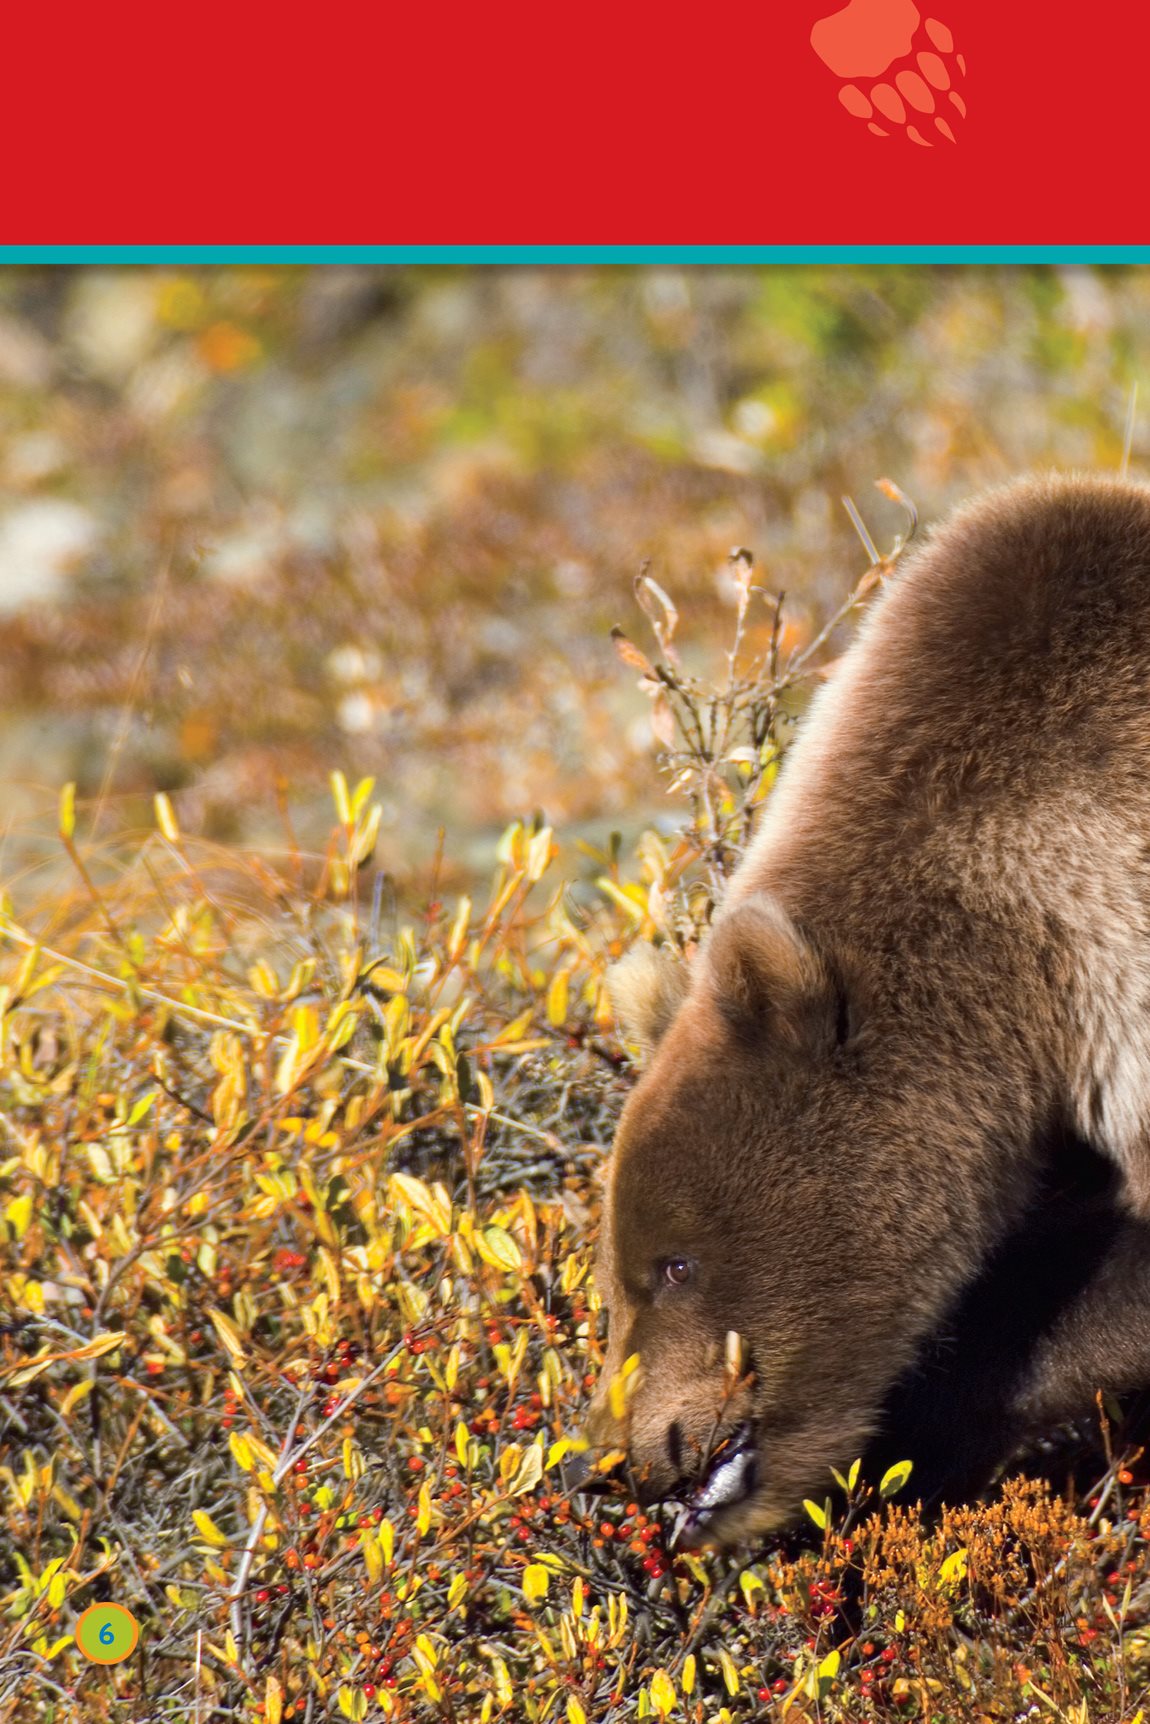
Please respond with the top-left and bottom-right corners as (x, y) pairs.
(0, 246), (1149, 266)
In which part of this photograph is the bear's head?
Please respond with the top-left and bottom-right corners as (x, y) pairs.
(586, 891), (987, 1546)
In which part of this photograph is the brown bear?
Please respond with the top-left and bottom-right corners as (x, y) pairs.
(586, 472), (1150, 1547)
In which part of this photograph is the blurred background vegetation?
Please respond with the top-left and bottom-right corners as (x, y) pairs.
(0, 263), (1143, 895)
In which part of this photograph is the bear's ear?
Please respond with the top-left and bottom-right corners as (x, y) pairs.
(607, 944), (691, 1061)
(705, 893), (848, 1055)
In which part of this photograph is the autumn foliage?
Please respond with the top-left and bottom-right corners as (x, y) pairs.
(4, 537), (1150, 1724)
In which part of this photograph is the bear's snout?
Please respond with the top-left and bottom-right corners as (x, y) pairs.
(581, 1367), (757, 1515)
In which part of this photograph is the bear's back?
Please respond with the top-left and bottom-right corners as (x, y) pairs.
(740, 472), (1150, 897)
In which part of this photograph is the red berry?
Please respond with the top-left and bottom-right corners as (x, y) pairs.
(255, 1589), (270, 1604)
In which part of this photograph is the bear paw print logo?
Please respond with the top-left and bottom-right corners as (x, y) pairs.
(810, 0), (966, 145)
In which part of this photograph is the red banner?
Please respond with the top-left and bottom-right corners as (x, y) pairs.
(1, 1), (1139, 244)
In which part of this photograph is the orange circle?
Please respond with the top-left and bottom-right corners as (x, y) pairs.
(75, 1602), (140, 1664)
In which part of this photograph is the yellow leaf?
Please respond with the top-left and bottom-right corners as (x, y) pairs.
(682, 1654), (696, 1696)
(499, 1443), (523, 1486)
(649, 1669), (676, 1717)
(208, 1307), (247, 1365)
(58, 783), (76, 842)
(491, 1655), (513, 1706)
(546, 1435), (586, 1469)
(718, 1648), (740, 1696)
(879, 1459), (914, 1499)
(265, 1675), (283, 1724)
(52, 1482), (84, 1521)
(229, 1431), (253, 1472)
(5, 1194), (33, 1240)
(511, 1442), (544, 1497)
(154, 792), (180, 842)
(476, 1225), (522, 1273)
(338, 1685), (367, 1720)
(525, 826), (554, 883)
(522, 1563), (551, 1603)
(69, 1331), (127, 1363)
(388, 1172), (452, 1236)
(331, 771), (352, 826)
(3, 1330), (127, 1387)
(608, 1352), (642, 1421)
(193, 1509), (229, 1548)
(546, 968), (570, 1027)
(597, 877), (646, 922)
(567, 1700), (587, 1724)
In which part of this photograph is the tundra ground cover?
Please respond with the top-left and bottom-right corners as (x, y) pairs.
(5, 541), (1150, 1724)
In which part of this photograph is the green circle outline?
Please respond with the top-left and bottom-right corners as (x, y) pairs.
(75, 1601), (140, 1664)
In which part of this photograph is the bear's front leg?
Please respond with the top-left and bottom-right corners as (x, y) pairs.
(862, 1156), (1150, 1510)
(1007, 1210), (1150, 1436)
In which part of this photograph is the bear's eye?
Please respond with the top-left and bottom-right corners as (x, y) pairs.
(661, 1256), (692, 1288)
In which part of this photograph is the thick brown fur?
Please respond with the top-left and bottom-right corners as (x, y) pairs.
(589, 473), (1150, 1544)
